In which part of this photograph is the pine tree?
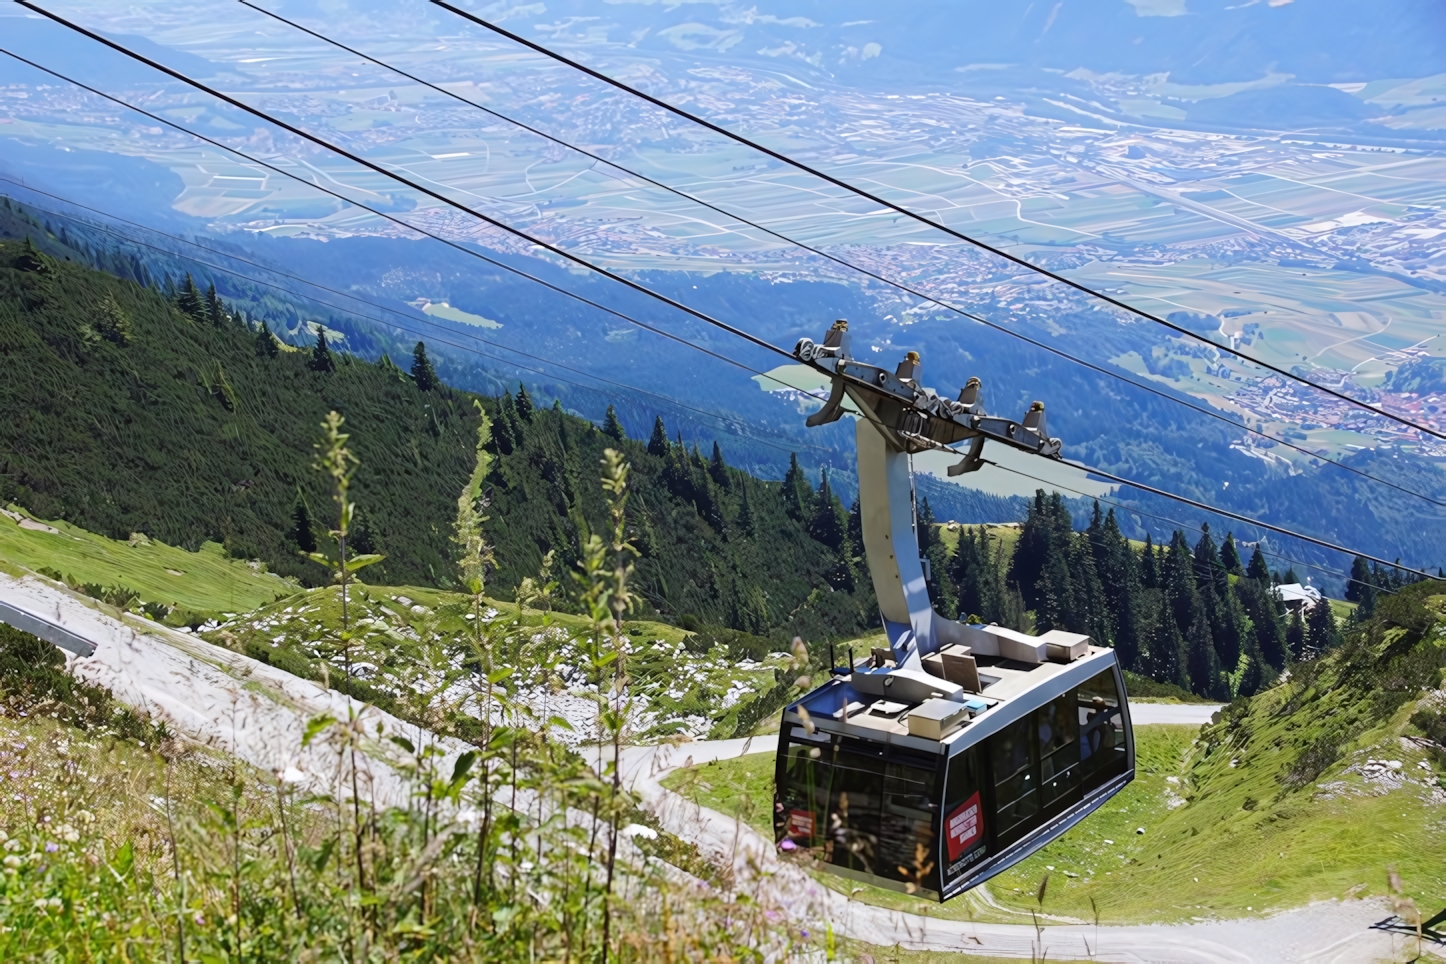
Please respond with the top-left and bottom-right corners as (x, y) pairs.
(204, 283), (225, 327)
(708, 441), (728, 487)
(1305, 595), (1338, 656)
(647, 416), (669, 457)
(308, 325), (335, 373)
(1345, 554), (1377, 615)
(737, 478), (755, 534)
(1286, 607), (1307, 661)
(255, 320), (279, 358)
(290, 497), (317, 554)
(1220, 532), (1244, 575)
(1140, 532), (1158, 589)
(411, 341), (438, 391)
(492, 396), (517, 455)
(177, 274), (204, 321)
(809, 469), (847, 550)
(1246, 545), (1271, 583)
(515, 383), (534, 422)
(782, 452), (813, 522)
(603, 405), (626, 442)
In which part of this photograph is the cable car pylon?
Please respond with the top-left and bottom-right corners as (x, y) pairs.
(776, 321), (1135, 900)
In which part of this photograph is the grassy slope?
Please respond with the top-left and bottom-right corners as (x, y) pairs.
(204, 582), (793, 740)
(0, 504), (292, 614)
(664, 666), (1445, 926)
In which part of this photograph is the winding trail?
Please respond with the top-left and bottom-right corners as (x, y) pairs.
(621, 735), (1408, 963)
(0, 571), (1415, 962)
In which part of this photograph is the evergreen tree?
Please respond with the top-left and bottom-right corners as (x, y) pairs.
(782, 452), (813, 521)
(809, 470), (847, 551)
(290, 497), (317, 554)
(308, 325), (335, 373)
(1140, 532), (1159, 589)
(708, 441), (728, 488)
(1185, 610), (1227, 700)
(603, 405), (626, 442)
(1345, 555), (1377, 615)
(1286, 607), (1307, 662)
(1246, 545), (1271, 583)
(411, 341), (438, 391)
(1305, 595), (1338, 656)
(737, 478), (755, 534)
(515, 383), (534, 422)
(254, 320), (279, 358)
(1220, 532), (1244, 575)
(647, 416), (669, 457)
(204, 283), (225, 327)
(492, 393), (518, 455)
(177, 274), (204, 321)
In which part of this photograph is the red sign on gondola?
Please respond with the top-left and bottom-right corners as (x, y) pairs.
(786, 809), (815, 839)
(946, 792), (982, 860)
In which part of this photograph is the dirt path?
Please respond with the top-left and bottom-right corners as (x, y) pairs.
(621, 738), (1406, 963)
(0, 571), (1411, 961)
(0, 571), (456, 806)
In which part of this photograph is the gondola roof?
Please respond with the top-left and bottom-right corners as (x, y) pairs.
(786, 628), (1111, 756)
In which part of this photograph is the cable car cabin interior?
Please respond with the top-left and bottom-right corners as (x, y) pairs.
(774, 626), (1133, 902)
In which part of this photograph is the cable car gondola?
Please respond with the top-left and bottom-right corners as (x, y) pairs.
(773, 322), (1135, 901)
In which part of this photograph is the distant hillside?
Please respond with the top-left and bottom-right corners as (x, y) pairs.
(0, 237), (881, 641)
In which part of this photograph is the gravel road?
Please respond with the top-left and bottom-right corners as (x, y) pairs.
(621, 738), (1407, 963)
(0, 572), (1408, 962)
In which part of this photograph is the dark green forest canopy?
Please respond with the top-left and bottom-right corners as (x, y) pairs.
(1, 238), (1422, 689)
(0, 241), (878, 640)
(0, 239), (478, 588)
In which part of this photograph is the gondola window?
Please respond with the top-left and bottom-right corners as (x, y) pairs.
(1078, 667), (1128, 792)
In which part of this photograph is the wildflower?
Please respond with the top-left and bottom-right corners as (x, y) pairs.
(3, 855), (21, 869)
(45, 842), (59, 853)
(59, 825), (79, 843)
(75, 810), (94, 825)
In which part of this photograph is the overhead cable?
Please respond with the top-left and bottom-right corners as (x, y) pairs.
(0, 43), (791, 388)
(979, 458), (1409, 596)
(233, 1), (1446, 511)
(1056, 460), (1437, 581)
(0, 178), (824, 460)
(13, 2), (795, 369)
(13, 24), (1437, 579)
(431, 0), (1446, 444)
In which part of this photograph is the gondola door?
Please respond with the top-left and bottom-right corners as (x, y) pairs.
(940, 745), (987, 892)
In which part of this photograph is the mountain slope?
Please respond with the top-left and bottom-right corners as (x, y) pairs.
(0, 239), (879, 640)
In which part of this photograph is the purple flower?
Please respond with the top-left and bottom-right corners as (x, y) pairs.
(45, 842), (59, 853)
